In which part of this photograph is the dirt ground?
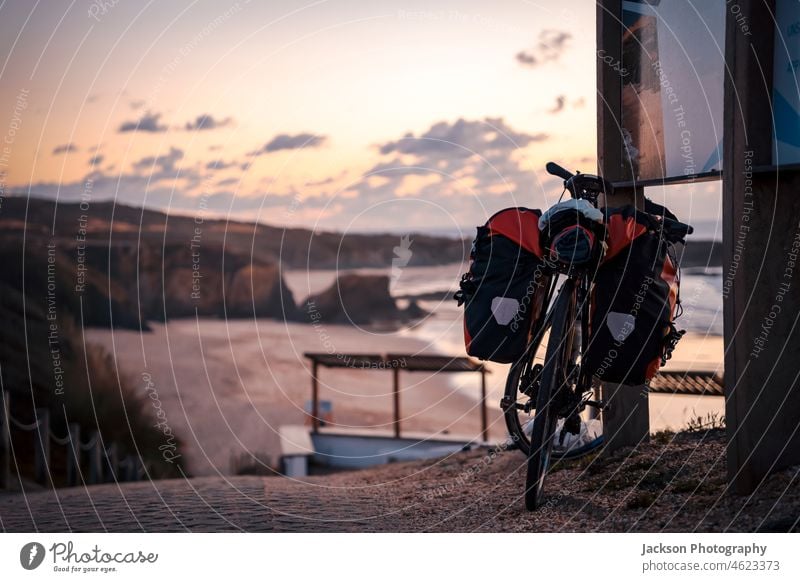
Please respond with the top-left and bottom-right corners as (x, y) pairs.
(312, 428), (798, 532)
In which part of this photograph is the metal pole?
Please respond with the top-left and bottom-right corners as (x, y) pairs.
(67, 423), (80, 487)
(34, 407), (51, 486)
(480, 368), (488, 442)
(393, 366), (400, 439)
(0, 391), (10, 489)
(311, 360), (320, 433)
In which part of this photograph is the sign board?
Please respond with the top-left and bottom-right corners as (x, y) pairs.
(620, 0), (725, 183)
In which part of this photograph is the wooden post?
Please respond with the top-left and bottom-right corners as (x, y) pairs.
(34, 407), (51, 486)
(393, 366), (400, 439)
(601, 382), (650, 455)
(597, 0), (650, 449)
(0, 391), (10, 489)
(66, 423), (80, 487)
(480, 368), (488, 442)
(596, 0), (625, 183)
(311, 360), (320, 433)
(722, 0), (800, 493)
(88, 431), (103, 484)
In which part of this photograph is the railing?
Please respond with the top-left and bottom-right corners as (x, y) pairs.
(0, 390), (144, 489)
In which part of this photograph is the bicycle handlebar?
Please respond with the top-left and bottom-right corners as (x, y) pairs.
(546, 162), (573, 181)
(546, 161), (613, 202)
(544, 161), (693, 238)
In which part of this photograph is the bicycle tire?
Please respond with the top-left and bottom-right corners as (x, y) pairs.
(524, 279), (576, 510)
(502, 281), (555, 455)
(502, 338), (539, 456)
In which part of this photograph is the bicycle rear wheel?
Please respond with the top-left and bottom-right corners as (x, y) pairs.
(524, 279), (576, 510)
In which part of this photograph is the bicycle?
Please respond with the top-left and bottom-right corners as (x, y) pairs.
(501, 161), (691, 510)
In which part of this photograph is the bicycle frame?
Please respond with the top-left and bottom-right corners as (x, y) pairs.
(502, 162), (608, 460)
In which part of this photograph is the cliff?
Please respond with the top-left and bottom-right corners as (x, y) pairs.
(0, 197), (469, 270)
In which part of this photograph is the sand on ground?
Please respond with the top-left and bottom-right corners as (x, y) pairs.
(87, 305), (723, 477)
(88, 318), (503, 477)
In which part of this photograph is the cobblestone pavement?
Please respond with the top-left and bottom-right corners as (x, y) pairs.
(2, 431), (798, 532)
(0, 476), (402, 532)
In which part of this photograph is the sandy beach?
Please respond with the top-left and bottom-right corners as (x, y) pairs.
(88, 319), (723, 478)
(88, 317), (502, 477)
(86, 264), (724, 476)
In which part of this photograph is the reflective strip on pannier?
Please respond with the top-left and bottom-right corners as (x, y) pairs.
(584, 205), (685, 385)
(455, 208), (551, 364)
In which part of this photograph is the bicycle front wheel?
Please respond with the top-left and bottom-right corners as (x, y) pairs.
(524, 279), (576, 510)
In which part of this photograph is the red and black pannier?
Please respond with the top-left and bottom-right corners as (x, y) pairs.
(584, 205), (686, 385)
(455, 208), (551, 364)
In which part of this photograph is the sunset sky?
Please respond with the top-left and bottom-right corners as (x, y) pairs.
(0, 0), (720, 233)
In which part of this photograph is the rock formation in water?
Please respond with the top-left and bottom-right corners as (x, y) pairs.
(303, 273), (428, 325)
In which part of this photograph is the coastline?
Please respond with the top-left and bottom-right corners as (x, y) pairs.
(86, 264), (724, 476)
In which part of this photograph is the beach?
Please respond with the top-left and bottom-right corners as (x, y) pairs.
(88, 263), (724, 476)
(88, 317), (500, 477)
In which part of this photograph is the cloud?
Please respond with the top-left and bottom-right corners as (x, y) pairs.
(304, 170), (346, 187)
(52, 143), (78, 155)
(15, 118), (560, 231)
(547, 95), (586, 114)
(89, 154), (104, 166)
(515, 52), (536, 66)
(118, 111), (167, 133)
(205, 159), (238, 170)
(516, 29), (571, 68)
(378, 117), (548, 159)
(129, 99), (146, 110)
(133, 147), (184, 174)
(250, 133), (327, 155)
(183, 114), (233, 131)
(305, 176), (334, 187)
(20, 144), (207, 208)
(306, 117), (556, 229)
(549, 95), (567, 114)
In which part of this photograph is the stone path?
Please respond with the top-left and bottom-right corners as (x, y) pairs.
(0, 476), (403, 532)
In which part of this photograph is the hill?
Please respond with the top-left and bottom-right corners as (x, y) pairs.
(0, 196), (469, 270)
